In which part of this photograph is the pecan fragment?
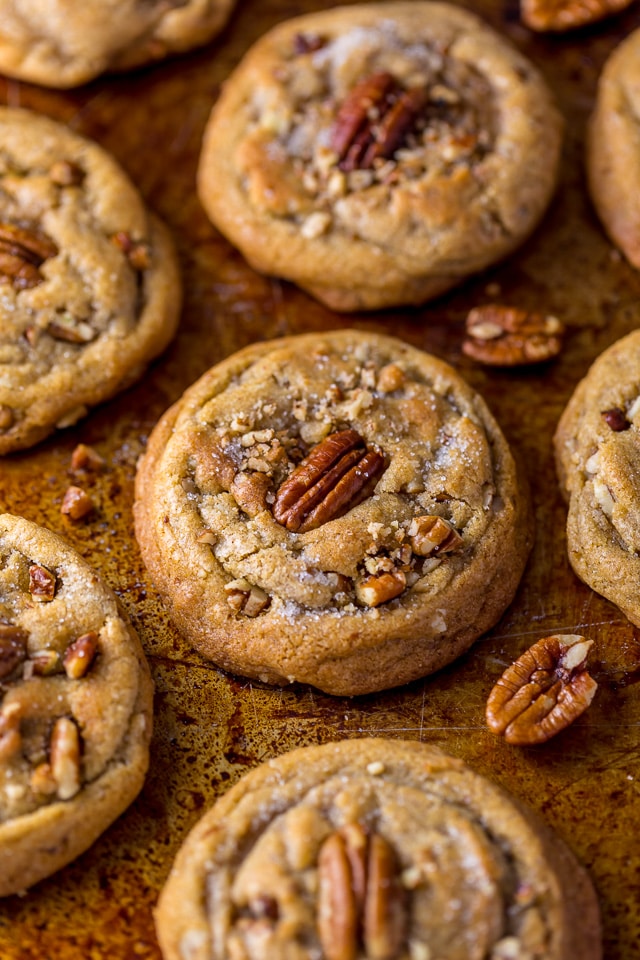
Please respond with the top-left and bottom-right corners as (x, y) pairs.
(486, 634), (597, 745)
(273, 429), (386, 533)
(521, 0), (632, 31)
(462, 305), (565, 366)
(63, 631), (99, 679)
(48, 316), (95, 344)
(70, 443), (106, 473)
(0, 624), (28, 678)
(0, 404), (14, 431)
(112, 231), (151, 270)
(602, 407), (631, 432)
(408, 516), (463, 557)
(29, 564), (57, 602)
(0, 702), (21, 760)
(49, 159), (85, 186)
(0, 222), (58, 289)
(61, 484), (95, 520)
(355, 570), (406, 607)
(317, 826), (405, 960)
(331, 72), (395, 167)
(225, 579), (271, 617)
(50, 716), (81, 800)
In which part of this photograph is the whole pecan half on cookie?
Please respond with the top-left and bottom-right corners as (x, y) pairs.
(273, 429), (386, 533)
(486, 634), (597, 745)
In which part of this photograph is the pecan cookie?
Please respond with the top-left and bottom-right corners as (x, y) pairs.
(587, 28), (640, 270)
(0, 107), (181, 455)
(134, 330), (532, 696)
(0, 513), (153, 896)
(197, 2), (563, 312)
(555, 329), (640, 627)
(155, 738), (601, 960)
(0, 0), (237, 87)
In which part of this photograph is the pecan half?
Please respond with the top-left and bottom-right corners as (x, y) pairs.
(0, 624), (28, 678)
(29, 564), (57, 602)
(601, 407), (631, 432)
(486, 634), (597, 745)
(317, 825), (405, 960)
(0, 222), (58, 289)
(462, 305), (565, 366)
(521, 0), (633, 31)
(230, 471), (272, 517)
(63, 631), (99, 679)
(273, 429), (386, 533)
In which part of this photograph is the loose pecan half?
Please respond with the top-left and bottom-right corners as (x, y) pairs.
(317, 825), (405, 960)
(0, 623), (28, 678)
(29, 564), (57, 602)
(486, 634), (597, 745)
(462, 305), (565, 366)
(0, 222), (58, 289)
(521, 0), (633, 31)
(273, 429), (386, 533)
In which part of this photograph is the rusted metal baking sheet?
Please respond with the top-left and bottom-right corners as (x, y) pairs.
(1, 1), (640, 957)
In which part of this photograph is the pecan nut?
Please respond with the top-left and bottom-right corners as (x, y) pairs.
(29, 563), (57, 602)
(486, 634), (597, 745)
(63, 631), (99, 679)
(50, 716), (81, 800)
(521, 0), (633, 31)
(317, 825), (405, 960)
(462, 305), (565, 366)
(0, 623), (28, 678)
(355, 570), (406, 608)
(408, 516), (463, 557)
(273, 429), (386, 533)
(0, 222), (58, 289)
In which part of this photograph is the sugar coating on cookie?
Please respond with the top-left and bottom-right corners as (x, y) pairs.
(0, 513), (153, 896)
(0, 107), (181, 455)
(155, 738), (602, 960)
(555, 329), (640, 627)
(197, 2), (563, 311)
(0, 0), (237, 87)
(134, 330), (532, 696)
(587, 28), (640, 269)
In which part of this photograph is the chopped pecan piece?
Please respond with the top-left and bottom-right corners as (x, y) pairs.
(0, 222), (58, 289)
(61, 484), (95, 520)
(29, 649), (61, 677)
(486, 634), (597, 745)
(49, 159), (85, 186)
(408, 516), (463, 557)
(376, 364), (405, 394)
(230, 471), (272, 516)
(0, 404), (14, 431)
(317, 825), (405, 960)
(463, 305), (565, 366)
(225, 579), (271, 617)
(70, 443), (106, 473)
(273, 429), (386, 533)
(521, 0), (633, 31)
(0, 702), (21, 761)
(0, 623), (28, 678)
(48, 316), (95, 344)
(30, 762), (58, 795)
(29, 564), (57, 602)
(63, 631), (99, 679)
(601, 407), (631, 432)
(293, 32), (326, 54)
(111, 231), (151, 270)
(355, 570), (406, 607)
(50, 716), (81, 800)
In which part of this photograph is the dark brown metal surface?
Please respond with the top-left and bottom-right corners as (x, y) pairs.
(1, 1), (640, 956)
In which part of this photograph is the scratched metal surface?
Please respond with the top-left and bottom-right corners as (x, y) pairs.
(1, 1), (640, 957)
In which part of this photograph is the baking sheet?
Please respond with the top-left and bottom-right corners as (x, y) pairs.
(1, 0), (640, 956)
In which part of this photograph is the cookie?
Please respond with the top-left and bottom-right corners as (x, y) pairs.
(0, 107), (181, 455)
(197, 2), (563, 312)
(587, 28), (640, 269)
(134, 330), (532, 696)
(0, 513), (153, 896)
(0, 0), (237, 88)
(155, 737), (602, 960)
(554, 329), (640, 627)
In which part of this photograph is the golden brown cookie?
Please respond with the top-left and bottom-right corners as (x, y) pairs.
(134, 330), (532, 696)
(197, 2), (563, 312)
(587, 28), (640, 269)
(155, 738), (602, 960)
(555, 329), (640, 627)
(0, 513), (153, 897)
(0, 107), (181, 455)
(0, 0), (237, 87)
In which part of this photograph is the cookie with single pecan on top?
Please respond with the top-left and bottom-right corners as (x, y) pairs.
(155, 738), (602, 960)
(0, 107), (181, 455)
(134, 330), (532, 696)
(197, 2), (563, 312)
(0, 513), (153, 896)
(555, 328), (640, 628)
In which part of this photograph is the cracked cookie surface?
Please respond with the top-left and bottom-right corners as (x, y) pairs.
(0, 0), (237, 87)
(134, 330), (532, 696)
(197, 1), (563, 311)
(555, 329), (640, 627)
(0, 107), (181, 455)
(155, 737), (601, 960)
(0, 512), (153, 896)
(587, 27), (640, 270)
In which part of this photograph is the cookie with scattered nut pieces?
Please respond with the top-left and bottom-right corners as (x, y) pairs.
(555, 329), (640, 627)
(0, 0), (237, 88)
(134, 330), (532, 696)
(0, 107), (181, 455)
(197, 2), (563, 312)
(0, 513), (153, 896)
(155, 737), (601, 960)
